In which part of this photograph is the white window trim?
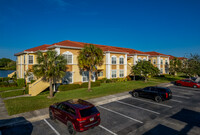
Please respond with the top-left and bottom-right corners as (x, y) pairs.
(98, 71), (103, 77)
(119, 69), (124, 78)
(119, 56), (124, 65)
(111, 70), (117, 78)
(161, 58), (163, 65)
(82, 71), (95, 82)
(63, 51), (73, 64)
(153, 59), (156, 64)
(111, 55), (117, 65)
(27, 72), (34, 82)
(28, 55), (34, 64)
(138, 57), (142, 62)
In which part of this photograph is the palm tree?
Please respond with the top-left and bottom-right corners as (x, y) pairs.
(78, 44), (104, 91)
(32, 50), (66, 98)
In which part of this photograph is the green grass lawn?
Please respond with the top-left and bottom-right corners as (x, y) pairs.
(0, 89), (27, 98)
(0, 87), (23, 92)
(4, 78), (172, 115)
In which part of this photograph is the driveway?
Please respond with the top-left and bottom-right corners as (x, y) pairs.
(1, 85), (200, 135)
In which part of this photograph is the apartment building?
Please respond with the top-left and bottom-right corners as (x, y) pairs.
(15, 40), (172, 95)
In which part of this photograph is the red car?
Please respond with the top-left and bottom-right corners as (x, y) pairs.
(49, 99), (101, 135)
(175, 79), (200, 88)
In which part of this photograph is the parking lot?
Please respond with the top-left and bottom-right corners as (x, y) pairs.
(1, 85), (200, 135)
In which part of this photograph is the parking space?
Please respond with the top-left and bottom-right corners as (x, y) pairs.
(1, 85), (200, 135)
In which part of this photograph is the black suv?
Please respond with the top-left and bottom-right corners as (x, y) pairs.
(131, 86), (172, 102)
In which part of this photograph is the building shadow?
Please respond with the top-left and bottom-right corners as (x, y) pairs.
(143, 108), (200, 135)
(0, 117), (33, 135)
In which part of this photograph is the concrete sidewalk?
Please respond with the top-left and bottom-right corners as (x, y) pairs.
(0, 82), (173, 128)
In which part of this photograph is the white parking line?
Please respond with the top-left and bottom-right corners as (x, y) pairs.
(171, 88), (200, 93)
(171, 99), (183, 103)
(173, 95), (190, 99)
(98, 105), (143, 123)
(99, 125), (118, 135)
(43, 119), (60, 135)
(115, 100), (160, 115)
(130, 97), (172, 108)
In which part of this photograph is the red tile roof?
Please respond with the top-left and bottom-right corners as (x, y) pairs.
(145, 51), (169, 57)
(25, 44), (52, 52)
(52, 40), (147, 55)
(167, 55), (187, 60)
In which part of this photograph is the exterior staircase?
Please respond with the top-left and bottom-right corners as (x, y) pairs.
(29, 78), (50, 96)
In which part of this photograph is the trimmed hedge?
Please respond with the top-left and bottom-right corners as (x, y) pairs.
(0, 89), (28, 98)
(0, 77), (10, 82)
(58, 84), (81, 91)
(81, 82), (101, 88)
(17, 79), (25, 87)
(0, 82), (17, 87)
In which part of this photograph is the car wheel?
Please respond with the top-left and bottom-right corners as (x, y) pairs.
(132, 92), (139, 98)
(49, 109), (55, 120)
(193, 85), (197, 88)
(155, 96), (162, 103)
(67, 122), (76, 135)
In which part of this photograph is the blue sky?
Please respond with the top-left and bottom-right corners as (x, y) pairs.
(0, 0), (200, 60)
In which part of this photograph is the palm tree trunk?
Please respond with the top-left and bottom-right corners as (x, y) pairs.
(88, 71), (91, 91)
(49, 78), (53, 98)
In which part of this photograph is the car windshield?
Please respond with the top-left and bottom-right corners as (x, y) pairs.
(79, 107), (98, 117)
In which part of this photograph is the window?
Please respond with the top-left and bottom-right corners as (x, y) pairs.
(161, 59), (163, 65)
(119, 57), (124, 64)
(160, 68), (163, 74)
(119, 70), (124, 77)
(57, 104), (76, 115)
(28, 73), (34, 82)
(111, 56), (116, 64)
(143, 58), (146, 61)
(63, 51), (73, 64)
(82, 71), (95, 82)
(138, 57), (142, 62)
(63, 72), (73, 84)
(111, 70), (117, 78)
(28, 55), (33, 64)
(97, 71), (103, 77)
(79, 107), (98, 117)
(82, 71), (89, 82)
(165, 59), (168, 65)
(153, 59), (156, 64)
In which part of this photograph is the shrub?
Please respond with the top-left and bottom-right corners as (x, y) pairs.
(106, 79), (112, 83)
(81, 82), (101, 88)
(58, 84), (81, 91)
(126, 76), (132, 81)
(31, 80), (36, 84)
(17, 79), (25, 87)
(98, 78), (107, 83)
(0, 82), (9, 87)
(0, 77), (10, 83)
(8, 83), (17, 87)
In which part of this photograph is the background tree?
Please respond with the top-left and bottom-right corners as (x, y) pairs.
(78, 44), (104, 91)
(0, 58), (16, 70)
(32, 50), (66, 98)
(132, 61), (159, 82)
(183, 54), (200, 77)
(169, 57), (182, 76)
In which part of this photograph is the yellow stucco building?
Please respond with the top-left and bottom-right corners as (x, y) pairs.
(14, 40), (170, 96)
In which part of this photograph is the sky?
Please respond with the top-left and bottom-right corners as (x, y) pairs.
(0, 0), (200, 60)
